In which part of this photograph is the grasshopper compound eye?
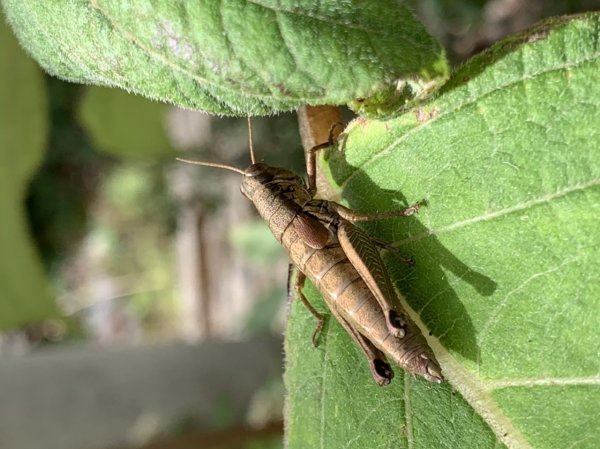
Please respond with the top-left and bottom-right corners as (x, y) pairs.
(245, 163), (273, 183)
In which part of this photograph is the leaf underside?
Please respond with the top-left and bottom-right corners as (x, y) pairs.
(2, 0), (447, 116)
(286, 13), (600, 449)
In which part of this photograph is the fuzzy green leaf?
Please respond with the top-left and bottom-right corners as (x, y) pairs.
(2, 0), (447, 116)
(286, 13), (600, 449)
(0, 15), (57, 330)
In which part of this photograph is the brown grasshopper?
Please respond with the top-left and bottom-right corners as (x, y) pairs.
(177, 129), (443, 385)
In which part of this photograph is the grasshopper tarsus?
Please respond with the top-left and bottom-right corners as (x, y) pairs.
(402, 256), (416, 266)
(327, 121), (345, 147)
(401, 201), (422, 217)
(394, 255), (416, 266)
(370, 237), (415, 266)
(396, 200), (425, 217)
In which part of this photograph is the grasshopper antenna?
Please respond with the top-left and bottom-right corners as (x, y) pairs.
(175, 158), (245, 175)
(247, 116), (256, 164)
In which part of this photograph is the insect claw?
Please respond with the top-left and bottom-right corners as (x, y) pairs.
(388, 326), (406, 338)
(403, 256), (416, 266)
(402, 202), (422, 216)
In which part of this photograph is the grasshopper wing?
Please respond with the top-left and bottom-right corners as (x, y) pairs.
(337, 220), (408, 338)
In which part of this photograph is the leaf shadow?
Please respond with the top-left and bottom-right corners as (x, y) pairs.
(325, 153), (497, 363)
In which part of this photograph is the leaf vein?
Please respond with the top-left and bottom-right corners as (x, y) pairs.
(396, 178), (600, 245)
(271, 10), (321, 92)
(246, 0), (432, 52)
(399, 297), (534, 449)
(319, 319), (329, 449)
(341, 398), (403, 449)
(404, 373), (414, 449)
(477, 257), (579, 348)
(339, 51), (600, 190)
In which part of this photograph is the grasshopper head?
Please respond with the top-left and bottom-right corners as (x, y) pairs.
(241, 163), (303, 200)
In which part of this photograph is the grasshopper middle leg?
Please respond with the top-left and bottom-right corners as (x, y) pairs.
(292, 270), (325, 347)
(330, 201), (423, 222)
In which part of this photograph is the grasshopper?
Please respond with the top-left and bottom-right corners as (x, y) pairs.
(177, 126), (443, 385)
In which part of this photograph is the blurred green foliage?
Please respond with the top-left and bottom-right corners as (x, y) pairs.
(229, 220), (283, 267)
(1, 25), (179, 338)
(244, 438), (283, 449)
(79, 86), (175, 159)
(0, 14), (58, 330)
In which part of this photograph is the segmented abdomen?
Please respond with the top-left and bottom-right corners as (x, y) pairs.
(280, 222), (437, 374)
(281, 226), (391, 348)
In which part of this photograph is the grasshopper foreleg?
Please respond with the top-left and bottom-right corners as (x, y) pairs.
(298, 104), (344, 194)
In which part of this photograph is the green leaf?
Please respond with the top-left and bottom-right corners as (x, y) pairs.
(0, 15), (58, 329)
(79, 86), (174, 159)
(286, 13), (600, 449)
(2, 0), (447, 116)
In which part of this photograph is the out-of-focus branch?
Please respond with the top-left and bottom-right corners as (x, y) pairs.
(116, 420), (283, 449)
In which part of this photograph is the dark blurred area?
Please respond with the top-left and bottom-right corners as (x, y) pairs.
(413, 0), (600, 61)
(1, 1), (598, 449)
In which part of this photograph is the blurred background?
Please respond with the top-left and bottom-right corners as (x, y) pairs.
(1, 1), (598, 448)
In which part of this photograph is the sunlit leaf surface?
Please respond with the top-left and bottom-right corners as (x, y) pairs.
(286, 14), (600, 449)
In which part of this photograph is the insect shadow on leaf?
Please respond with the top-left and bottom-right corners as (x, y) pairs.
(323, 147), (498, 363)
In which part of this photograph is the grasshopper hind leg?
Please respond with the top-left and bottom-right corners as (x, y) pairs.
(328, 304), (394, 386)
(288, 266), (393, 385)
